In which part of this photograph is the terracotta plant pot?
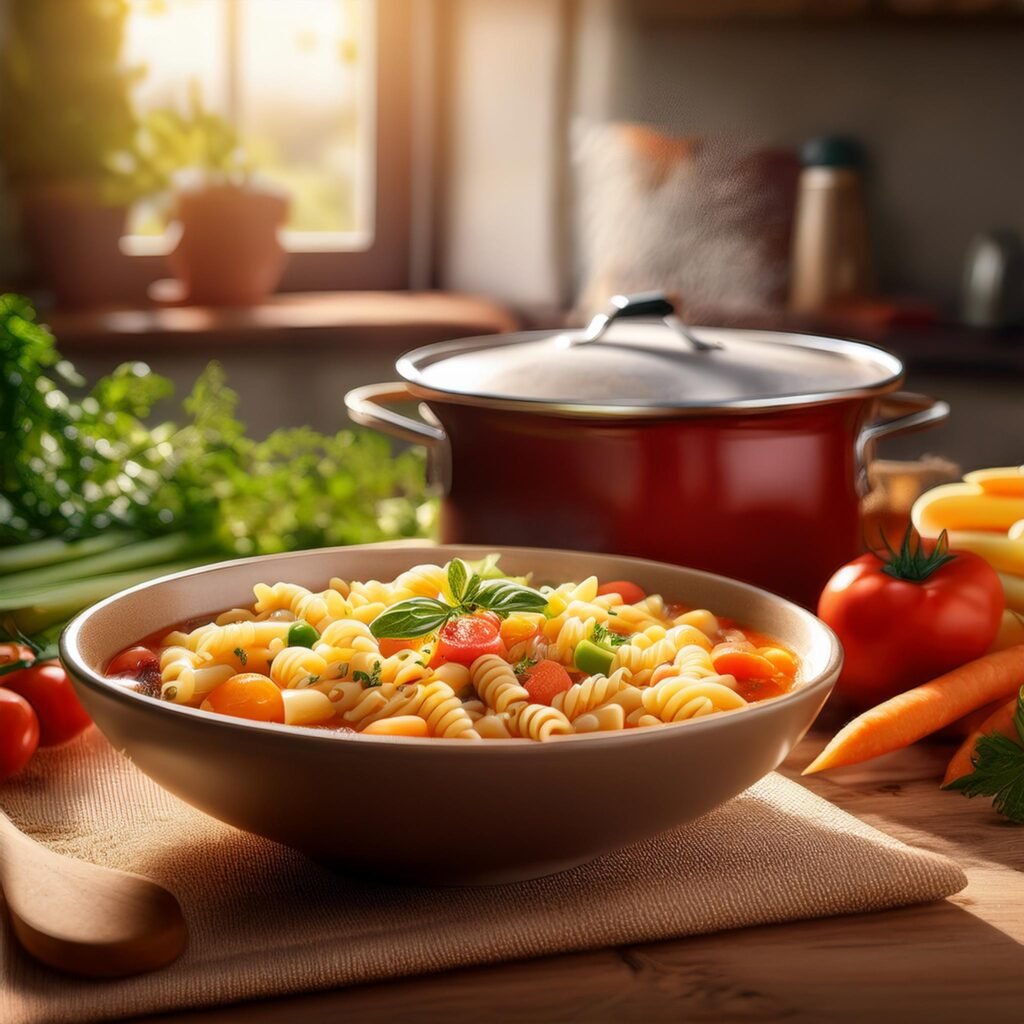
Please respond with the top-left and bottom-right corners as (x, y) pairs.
(17, 183), (128, 309)
(166, 182), (289, 306)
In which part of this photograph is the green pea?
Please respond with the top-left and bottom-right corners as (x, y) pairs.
(574, 639), (615, 676)
(287, 621), (319, 649)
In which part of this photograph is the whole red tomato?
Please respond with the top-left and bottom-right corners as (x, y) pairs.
(3, 661), (92, 747)
(0, 689), (39, 780)
(818, 530), (1004, 708)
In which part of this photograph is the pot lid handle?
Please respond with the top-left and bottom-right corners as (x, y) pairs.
(567, 292), (721, 352)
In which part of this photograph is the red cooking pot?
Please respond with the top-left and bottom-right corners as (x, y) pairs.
(345, 293), (949, 608)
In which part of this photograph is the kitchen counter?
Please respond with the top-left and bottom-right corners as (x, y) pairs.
(133, 731), (1023, 1024)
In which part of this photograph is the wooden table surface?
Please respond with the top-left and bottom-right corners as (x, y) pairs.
(136, 731), (1023, 1024)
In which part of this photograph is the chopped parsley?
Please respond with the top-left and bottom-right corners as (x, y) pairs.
(591, 622), (629, 647)
(354, 660), (383, 687)
(233, 646), (248, 666)
(513, 655), (537, 676)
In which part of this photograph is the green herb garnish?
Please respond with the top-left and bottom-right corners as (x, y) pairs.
(591, 622), (629, 648)
(354, 660), (383, 687)
(370, 559), (548, 640)
(513, 655), (537, 676)
(946, 686), (1024, 823)
(233, 646), (247, 666)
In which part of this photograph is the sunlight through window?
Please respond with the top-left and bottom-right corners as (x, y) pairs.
(123, 0), (374, 252)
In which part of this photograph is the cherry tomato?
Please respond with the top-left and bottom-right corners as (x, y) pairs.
(818, 534), (1004, 709)
(597, 580), (646, 605)
(0, 689), (39, 779)
(434, 615), (504, 666)
(4, 661), (93, 746)
(523, 660), (573, 705)
(106, 646), (159, 678)
(203, 674), (285, 723)
(473, 610), (503, 632)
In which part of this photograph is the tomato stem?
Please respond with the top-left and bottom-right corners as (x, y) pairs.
(874, 525), (957, 583)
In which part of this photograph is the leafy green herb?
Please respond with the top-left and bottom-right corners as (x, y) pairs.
(447, 558), (470, 604)
(353, 660), (383, 687)
(233, 647), (247, 666)
(946, 686), (1024, 823)
(369, 598), (453, 641)
(513, 655), (537, 676)
(591, 622), (630, 648)
(471, 579), (549, 617)
(464, 553), (530, 586)
(0, 295), (431, 550)
(370, 562), (549, 640)
(0, 294), (433, 645)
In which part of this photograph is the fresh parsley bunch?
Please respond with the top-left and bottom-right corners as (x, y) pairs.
(370, 559), (549, 640)
(947, 685), (1024, 824)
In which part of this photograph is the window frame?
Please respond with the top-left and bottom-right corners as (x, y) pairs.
(120, 0), (414, 297)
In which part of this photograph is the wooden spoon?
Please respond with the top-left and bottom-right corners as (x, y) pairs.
(0, 808), (188, 977)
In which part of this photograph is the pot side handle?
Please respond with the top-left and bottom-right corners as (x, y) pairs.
(856, 390), (950, 490)
(345, 383), (446, 447)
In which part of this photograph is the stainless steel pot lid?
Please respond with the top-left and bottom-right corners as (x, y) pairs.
(396, 293), (904, 416)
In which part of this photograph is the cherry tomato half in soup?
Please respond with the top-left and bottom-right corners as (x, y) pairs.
(522, 660), (573, 706)
(434, 616), (504, 666)
(106, 646), (160, 679)
(473, 610), (503, 632)
(597, 581), (646, 605)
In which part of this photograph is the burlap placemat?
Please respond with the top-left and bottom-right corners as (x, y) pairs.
(1, 729), (965, 1024)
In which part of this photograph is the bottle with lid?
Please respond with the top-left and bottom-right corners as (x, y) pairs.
(788, 136), (873, 314)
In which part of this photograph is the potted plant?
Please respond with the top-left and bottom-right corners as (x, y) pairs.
(128, 92), (290, 306)
(0, 0), (139, 307)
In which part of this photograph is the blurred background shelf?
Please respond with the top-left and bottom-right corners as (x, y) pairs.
(46, 291), (518, 438)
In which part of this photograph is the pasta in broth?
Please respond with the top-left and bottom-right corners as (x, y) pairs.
(108, 558), (800, 741)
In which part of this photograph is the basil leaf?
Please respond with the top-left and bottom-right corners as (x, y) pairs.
(370, 598), (453, 640)
(446, 558), (469, 603)
(463, 572), (482, 605)
(465, 553), (502, 580)
(471, 579), (549, 616)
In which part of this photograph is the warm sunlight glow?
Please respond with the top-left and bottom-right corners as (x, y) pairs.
(123, 0), (374, 248)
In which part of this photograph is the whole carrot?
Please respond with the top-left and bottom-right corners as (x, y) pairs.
(804, 645), (1024, 775)
(942, 696), (1020, 787)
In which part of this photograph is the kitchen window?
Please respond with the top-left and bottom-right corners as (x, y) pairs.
(120, 0), (416, 291)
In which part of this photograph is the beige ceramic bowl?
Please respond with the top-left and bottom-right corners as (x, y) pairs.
(61, 545), (841, 884)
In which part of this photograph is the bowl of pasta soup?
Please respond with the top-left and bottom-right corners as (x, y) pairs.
(61, 544), (841, 884)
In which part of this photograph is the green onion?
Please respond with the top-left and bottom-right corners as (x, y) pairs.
(0, 532), (142, 576)
(0, 534), (200, 594)
(0, 560), (208, 634)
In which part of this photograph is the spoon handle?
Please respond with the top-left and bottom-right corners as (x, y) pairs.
(0, 805), (188, 977)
